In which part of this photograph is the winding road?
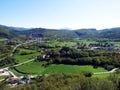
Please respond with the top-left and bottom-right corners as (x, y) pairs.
(0, 40), (119, 78)
(10, 44), (22, 57)
(0, 40), (37, 78)
(94, 68), (118, 74)
(0, 58), (36, 78)
(10, 40), (35, 57)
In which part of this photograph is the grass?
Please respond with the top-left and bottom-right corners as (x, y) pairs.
(92, 73), (111, 78)
(48, 40), (120, 48)
(111, 42), (120, 47)
(81, 40), (97, 45)
(12, 61), (107, 76)
(0, 76), (8, 80)
(11, 69), (28, 76)
(92, 73), (120, 78)
(11, 61), (46, 76)
(41, 64), (107, 74)
(0, 38), (8, 42)
(47, 41), (77, 47)
(11, 40), (120, 78)
(14, 48), (40, 63)
(14, 54), (35, 63)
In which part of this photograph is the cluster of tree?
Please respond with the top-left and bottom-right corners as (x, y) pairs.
(89, 42), (114, 47)
(19, 44), (55, 52)
(4, 73), (120, 90)
(99, 28), (120, 39)
(0, 45), (12, 58)
(76, 41), (116, 50)
(37, 44), (54, 49)
(37, 47), (120, 70)
(0, 26), (19, 39)
(0, 57), (17, 67)
(0, 45), (11, 53)
(6, 41), (18, 45)
(20, 51), (33, 55)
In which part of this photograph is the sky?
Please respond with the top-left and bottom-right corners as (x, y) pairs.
(0, 0), (120, 30)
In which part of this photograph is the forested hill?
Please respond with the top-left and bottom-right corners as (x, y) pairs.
(0, 25), (120, 39)
(19, 27), (120, 39)
(74, 28), (99, 38)
(21, 28), (79, 39)
(99, 27), (120, 39)
(0, 25), (20, 38)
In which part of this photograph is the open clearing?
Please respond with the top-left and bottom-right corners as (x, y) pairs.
(0, 38), (8, 42)
(13, 48), (40, 63)
(11, 61), (107, 76)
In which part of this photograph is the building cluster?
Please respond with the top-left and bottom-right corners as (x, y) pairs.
(9, 75), (34, 87)
(72, 45), (120, 51)
(28, 33), (44, 43)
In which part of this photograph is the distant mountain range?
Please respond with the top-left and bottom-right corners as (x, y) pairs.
(0, 25), (120, 39)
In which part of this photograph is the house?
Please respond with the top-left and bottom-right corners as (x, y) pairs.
(9, 77), (20, 87)
(28, 33), (44, 43)
(20, 76), (31, 84)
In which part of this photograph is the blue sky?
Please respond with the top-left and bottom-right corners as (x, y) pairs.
(0, 0), (120, 29)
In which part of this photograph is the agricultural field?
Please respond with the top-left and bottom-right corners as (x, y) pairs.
(0, 38), (8, 42)
(47, 40), (77, 47)
(111, 42), (120, 47)
(0, 38), (8, 45)
(13, 48), (40, 63)
(92, 73), (111, 78)
(41, 64), (107, 74)
(11, 40), (120, 78)
(11, 61), (107, 76)
(93, 73), (120, 78)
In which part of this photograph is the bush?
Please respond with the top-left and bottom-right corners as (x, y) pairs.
(82, 71), (93, 77)
(104, 65), (115, 71)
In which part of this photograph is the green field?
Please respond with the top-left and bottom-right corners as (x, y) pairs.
(41, 64), (107, 74)
(0, 38), (8, 42)
(93, 73), (120, 78)
(111, 42), (120, 47)
(92, 73), (111, 78)
(11, 61), (107, 76)
(0, 38), (8, 45)
(48, 40), (98, 47)
(12, 45), (108, 76)
(11, 40), (120, 78)
(47, 40), (77, 47)
(14, 48), (40, 63)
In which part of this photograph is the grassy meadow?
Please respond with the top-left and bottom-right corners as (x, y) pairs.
(11, 61), (107, 76)
(11, 40), (120, 78)
(0, 38), (8, 42)
(13, 48), (40, 63)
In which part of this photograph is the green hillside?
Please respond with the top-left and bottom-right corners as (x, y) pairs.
(0, 25), (120, 40)
(0, 25), (20, 38)
(0, 27), (10, 38)
(99, 28), (120, 39)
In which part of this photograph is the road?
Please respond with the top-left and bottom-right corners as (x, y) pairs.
(10, 40), (35, 57)
(13, 58), (35, 67)
(94, 68), (118, 74)
(0, 40), (37, 78)
(10, 44), (22, 56)
(0, 57), (36, 78)
(0, 40), (31, 60)
(3, 40), (118, 78)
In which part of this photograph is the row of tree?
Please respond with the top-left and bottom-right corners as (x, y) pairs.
(37, 47), (120, 70)
(0, 57), (17, 67)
